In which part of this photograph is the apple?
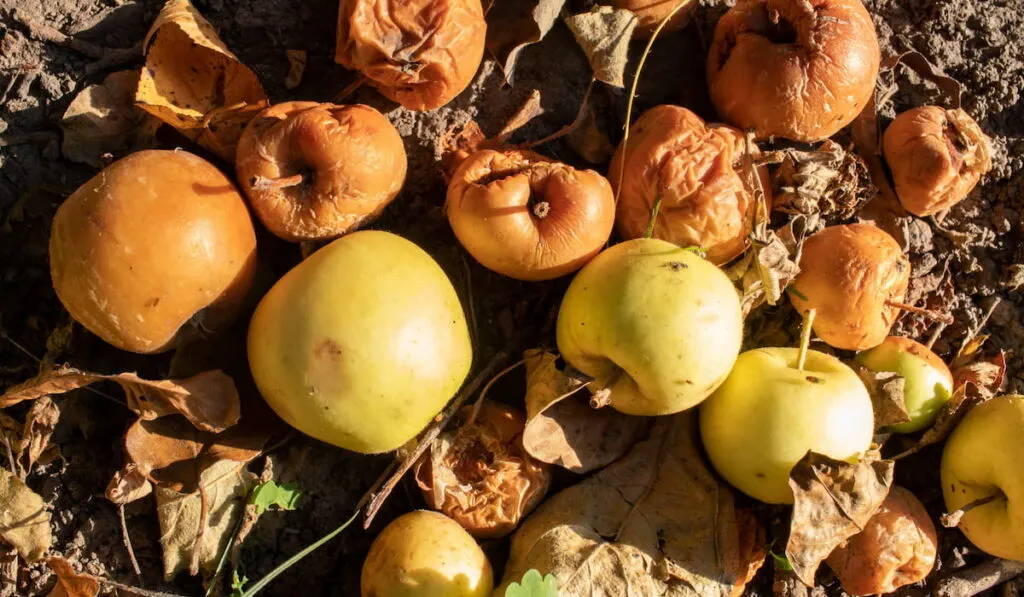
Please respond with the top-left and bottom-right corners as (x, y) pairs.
(941, 394), (1024, 561)
(700, 348), (875, 504)
(361, 510), (493, 597)
(856, 336), (953, 433)
(248, 230), (472, 454)
(555, 238), (743, 416)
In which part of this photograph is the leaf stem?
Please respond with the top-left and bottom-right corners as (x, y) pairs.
(644, 194), (663, 239)
(940, 491), (1006, 528)
(885, 299), (954, 324)
(797, 309), (816, 371)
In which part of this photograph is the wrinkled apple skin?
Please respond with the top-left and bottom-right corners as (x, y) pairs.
(941, 395), (1024, 561)
(556, 238), (743, 416)
(248, 231), (472, 454)
(856, 336), (953, 433)
(361, 510), (493, 597)
(700, 348), (875, 504)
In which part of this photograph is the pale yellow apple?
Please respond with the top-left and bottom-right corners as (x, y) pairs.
(555, 238), (743, 416)
(361, 510), (493, 597)
(941, 394), (1024, 561)
(700, 348), (875, 504)
(248, 231), (472, 454)
(856, 336), (953, 433)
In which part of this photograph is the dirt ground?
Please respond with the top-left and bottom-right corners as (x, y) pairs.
(0, 0), (1022, 595)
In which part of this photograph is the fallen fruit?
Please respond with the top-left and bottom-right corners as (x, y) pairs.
(556, 238), (743, 416)
(700, 348), (875, 504)
(446, 149), (615, 281)
(236, 101), (407, 242)
(49, 149), (257, 354)
(609, 104), (770, 265)
(882, 106), (992, 217)
(941, 394), (1024, 561)
(247, 230), (472, 454)
(789, 223), (910, 351)
(856, 336), (953, 433)
(826, 486), (937, 596)
(335, 0), (487, 111)
(361, 510), (493, 597)
(706, 0), (880, 141)
(607, 0), (696, 38)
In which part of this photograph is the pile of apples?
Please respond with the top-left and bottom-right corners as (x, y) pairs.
(41, 0), (1019, 594)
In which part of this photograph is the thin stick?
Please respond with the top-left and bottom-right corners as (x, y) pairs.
(251, 174), (304, 191)
(797, 309), (816, 371)
(885, 299), (955, 324)
(119, 505), (142, 578)
(524, 80), (594, 149)
(333, 76), (366, 102)
(644, 194), (663, 239)
(2, 437), (22, 480)
(926, 321), (948, 350)
(467, 358), (527, 425)
(941, 491), (1006, 528)
(959, 297), (1001, 354)
(935, 559), (1024, 597)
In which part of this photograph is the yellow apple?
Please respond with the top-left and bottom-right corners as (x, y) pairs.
(700, 348), (875, 504)
(248, 231), (472, 454)
(361, 510), (493, 597)
(941, 395), (1024, 561)
(555, 238), (743, 416)
(856, 336), (953, 433)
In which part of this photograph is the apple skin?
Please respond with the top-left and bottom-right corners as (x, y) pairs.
(700, 348), (875, 504)
(941, 395), (1024, 561)
(856, 336), (953, 433)
(248, 231), (472, 454)
(556, 238), (743, 416)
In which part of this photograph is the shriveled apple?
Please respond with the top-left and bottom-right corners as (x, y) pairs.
(856, 336), (953, 433)
(607, 0), (697, 38)
(236, 101), (407, 242)
(49, 149), (257, 354)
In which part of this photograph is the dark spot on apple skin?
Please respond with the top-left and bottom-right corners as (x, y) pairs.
(314, 338), (344, 360)
(144, 297), (160, 307)
(756, 472), (766, 478)
(806, 375), (825, 384)
(663, 261), (688, 271)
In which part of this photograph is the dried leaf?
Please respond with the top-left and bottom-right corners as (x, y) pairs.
(137, 0), (268, 159)
(45, 557), (99, 597)
(852, 364), (910, 429)
(769, 141), (873, 220)
(497, 413), (765, 596)
(521, 349), (647, 473)
(486, 0), (567, 85)
(953, 352), (1007, 399)
(60, 70), (162, 168)
(0, 468), (52, 562)
(735, 230), (802, 315)
(564, 8), (637, 88)
(0, 366), (241, 433)
(16, 397), (60, 473)
(284, 49), (307, 90)
(951, 334), (989, 370)
(785, 453), (894, 586)
(105, 465), (154, 505)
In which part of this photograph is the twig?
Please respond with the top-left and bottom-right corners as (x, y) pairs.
(644, 194), (663, 239)
(958, 297), (1002, 355)
(926, 321), (948, 350)
(941, 491), (1006, 528)
(524, 81), (593, 149)
(467, 358), (527, 425)
(797, 309), (816, 371)
(190, 486), (210, 576)
(935, 559), (1024, 597)
(333, 76), (366, 103)
(82, 573), (190, 597)
(2, 436), (22, 480)
(12, 10), (138, 64)
(119, 504), (142, 578)
(885, 299), (955, 324)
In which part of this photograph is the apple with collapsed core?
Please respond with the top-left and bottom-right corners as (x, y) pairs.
(700, 348), (875, 504)
(556, 238), (743, 416)
(856, 336), (953, 433)
(941, 394), (1024, 561)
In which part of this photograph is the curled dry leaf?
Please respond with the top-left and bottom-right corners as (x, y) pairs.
(486, 0), (567, 85)
(414, 402), (552, 539)
(105, 464), (153, 505)
(952, 350), (1006, 400)
(785, 452), (894, 587)
(496, 413), (765, 596)
(60, 70), (162, 168)
(45, 557), (99, 597)
(284, 49), (307, 90)
(0, 365), (241, 433)
(18, 396), (60, 473)
(564, 8), (638, 88)
(521, 349), (648, 474)
(768, 140), (874, 221)
(137, 0), (268, 160)
(0, 468), (52, 562)
(732, 229), (802, 315)
(852, 364), (911, 430)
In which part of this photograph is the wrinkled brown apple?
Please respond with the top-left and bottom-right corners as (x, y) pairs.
(608, 0), (697, 38)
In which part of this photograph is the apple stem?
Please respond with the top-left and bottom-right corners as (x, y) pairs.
(644, 194), (663, 239)
(590, 367), (623, 408)
(251, 174), (304, 191)
(797, 308), (816, 371)
(532, 201), (551, 219)
(940, 491), (1006, 528)
(885, 299), (955, 324)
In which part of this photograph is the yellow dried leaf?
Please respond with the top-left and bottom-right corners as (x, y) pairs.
(45, 557), (99, 597)
(0, 468), (51, 562)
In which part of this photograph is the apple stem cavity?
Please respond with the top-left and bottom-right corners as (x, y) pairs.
(884, 299), (955, 325)
(251, 174), (305, 191)
(940, 490), (1006, 528)
(532, 201), (551, 219)
(644, 194), (663, 239)
(797, 308), (816, 371)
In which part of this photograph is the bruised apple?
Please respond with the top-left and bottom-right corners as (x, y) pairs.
(608, 0), (697, 38)
(556, 238), (743, 416)
(248, 231), (472, 454)
(856, 336), (953, 433)
(361, 510), (493, 597)
(236, 101), (407, 242)
(49, 150), (257, 354)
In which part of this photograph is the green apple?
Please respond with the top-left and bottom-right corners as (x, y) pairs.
(555, 238), (743, 416)
(700, 348), (875, 504)
(941, 395), (1024, 561)
(248, 230), (472, 454)
(856, 335), (953, 433)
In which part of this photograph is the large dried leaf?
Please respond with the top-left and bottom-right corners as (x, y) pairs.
(767, 141), (873, 221)
(0, 468), (51, 562)
(564, 8), (637, 88)
(521, 350), (647, 473)
(496, 413), (765, 596)
(45, 557), (99, 597)
(785, 453), (894, 587)
(0, 366), (241, 432)
(137, 0), (268, 159)
(852, 364), (910, 430)
(486, 0), (567, 85)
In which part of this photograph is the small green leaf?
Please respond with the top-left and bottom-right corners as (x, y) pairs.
(770, 549), (794, 572)
(249, 481), (302, 516)
(230, 568), (249, 597)
(505, 569), (559, 597)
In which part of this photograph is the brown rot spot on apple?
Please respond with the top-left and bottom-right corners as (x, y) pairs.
(314, 338), (344, 360)
(755, 472), (766, 479)
(663, 261), (688, 271)
(806, 375), (825, 384)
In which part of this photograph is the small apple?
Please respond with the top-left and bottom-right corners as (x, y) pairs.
(856, 336), (953, 433)
(941, 394), (1024, 561)
(556, 238), (743, 416)
(700, 348), (875, 504)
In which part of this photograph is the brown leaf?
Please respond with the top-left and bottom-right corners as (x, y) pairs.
(567, 99), (614, 163)
(0, 468), (52, 562)
(951, 334), (989, 370)
(105, 465), (154, 505)
(521, 349), (647, 473)
(486, 0), (567, 85)
(17, 397), (60, 473)
(284, 49), (307, 90)
(0, 366), (241, 433)
(769, 140), (874, 221)
(734, 229), (802, 314)
(45, 557), (99, 597)
(497, 413), (765, 596)
(952, 351), (1006, 399)
(785, 452), (894, 587)
(852, 364), (911, 430)
(137, 0), (268, 159)
(564, 8), (638, 88)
